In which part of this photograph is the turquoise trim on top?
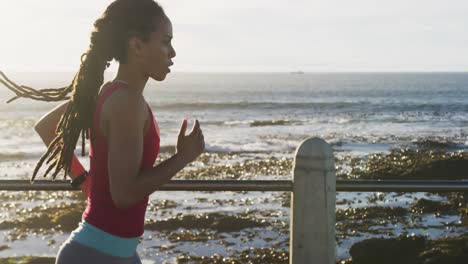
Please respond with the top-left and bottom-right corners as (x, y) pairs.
(70, 220), (140, 258)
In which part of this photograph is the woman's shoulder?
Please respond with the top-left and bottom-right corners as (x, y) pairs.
(100, 84), (145, 115)
(98, 83), (147, 135)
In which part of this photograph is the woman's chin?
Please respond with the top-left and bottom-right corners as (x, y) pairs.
(151, 72), (168, 82)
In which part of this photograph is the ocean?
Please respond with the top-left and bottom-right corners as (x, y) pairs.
(0, 72), (467, 262)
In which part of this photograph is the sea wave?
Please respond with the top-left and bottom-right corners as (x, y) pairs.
(150, 101), (358, 110)
(250, 120), (297, 127)
(149, 101), (468, 113)
(0, 152), (27, 160)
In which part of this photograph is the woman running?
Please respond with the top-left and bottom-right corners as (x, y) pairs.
(1, 0), (204, 263)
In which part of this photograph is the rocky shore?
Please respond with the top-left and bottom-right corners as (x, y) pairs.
(0, 138), (466, 263)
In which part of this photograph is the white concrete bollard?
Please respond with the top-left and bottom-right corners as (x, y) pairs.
(290, 137), (336, 264)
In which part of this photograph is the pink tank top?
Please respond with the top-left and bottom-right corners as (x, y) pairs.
(83, 81), (160, 238)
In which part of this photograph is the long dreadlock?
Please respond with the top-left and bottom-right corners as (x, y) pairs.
(0, 0), (165, 182)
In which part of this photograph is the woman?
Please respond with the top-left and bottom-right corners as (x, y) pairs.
(1, 0), (204, 263)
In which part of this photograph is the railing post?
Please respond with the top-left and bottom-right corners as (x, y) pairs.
(290, 137), (336, 264)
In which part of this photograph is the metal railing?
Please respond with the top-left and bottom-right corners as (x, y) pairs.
(1, 179), (467, 192)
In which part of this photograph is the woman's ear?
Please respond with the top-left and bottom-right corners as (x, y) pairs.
(128, 36), (144, 57)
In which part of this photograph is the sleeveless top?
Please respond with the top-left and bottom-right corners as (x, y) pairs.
(82, 81), (160, 238)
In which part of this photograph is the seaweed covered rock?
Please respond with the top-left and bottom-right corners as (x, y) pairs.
(145, 212), (268, 232)
(0, 202), (85, 233)
(336, 206), (408, 221)
(419, 235), (468, 264)
(351, 149), (468, 180)
(411, 198), (459, 215)
(413, 139), (462, 150)
(348, 234), (468, 264)
(177, 247), (289, 264)
(349, 235), (426, 264)
(176, 156), (292, 180)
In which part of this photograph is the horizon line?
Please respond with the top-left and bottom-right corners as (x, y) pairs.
(4, 70), (468, 74)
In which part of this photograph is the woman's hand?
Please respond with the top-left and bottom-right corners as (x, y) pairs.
(176, 119), (205, 164)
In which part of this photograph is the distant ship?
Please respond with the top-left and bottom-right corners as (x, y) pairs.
(290, 71), (304, 75)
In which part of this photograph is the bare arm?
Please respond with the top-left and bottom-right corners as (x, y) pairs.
(106, 90), (204, 209)
(34, 101), (90, 197)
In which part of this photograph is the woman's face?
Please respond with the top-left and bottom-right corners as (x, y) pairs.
(137, 16), (176, 81)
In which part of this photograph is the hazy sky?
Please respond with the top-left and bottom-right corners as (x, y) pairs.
(1, 0), (467, 72)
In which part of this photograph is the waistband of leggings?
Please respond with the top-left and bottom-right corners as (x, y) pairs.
(69, 220), (140, 258)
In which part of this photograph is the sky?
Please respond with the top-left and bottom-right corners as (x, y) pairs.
(1, 0), (467, 72)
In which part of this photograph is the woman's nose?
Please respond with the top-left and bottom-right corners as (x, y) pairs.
(170, 45), (176, 59)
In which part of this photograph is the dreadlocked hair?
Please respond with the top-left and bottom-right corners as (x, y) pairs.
(0, 0), (165, 182)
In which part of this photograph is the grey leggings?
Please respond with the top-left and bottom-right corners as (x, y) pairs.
(56, 239), (142, 264)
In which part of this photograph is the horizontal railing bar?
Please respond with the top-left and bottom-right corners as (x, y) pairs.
(0, 180), (292, 192)
(338, 180), (468, 192)
(0, 180), (467, 192)
(157, 180), (293, 191)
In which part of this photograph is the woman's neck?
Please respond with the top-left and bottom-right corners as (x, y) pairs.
(114, 64), (149, 94)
